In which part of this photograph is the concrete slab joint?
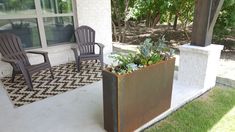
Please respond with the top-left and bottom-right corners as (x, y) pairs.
(178, 44), (224, 89)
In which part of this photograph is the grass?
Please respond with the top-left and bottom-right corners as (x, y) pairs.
(144, 87), (235, 132)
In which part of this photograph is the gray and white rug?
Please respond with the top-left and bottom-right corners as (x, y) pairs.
(1, 60), (103, 107)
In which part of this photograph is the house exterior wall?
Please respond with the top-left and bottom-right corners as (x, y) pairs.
(0, 0), (112, 78)
(76, 0), (113, 54)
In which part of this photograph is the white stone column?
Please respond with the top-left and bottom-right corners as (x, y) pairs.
(178, 44), (224, 89)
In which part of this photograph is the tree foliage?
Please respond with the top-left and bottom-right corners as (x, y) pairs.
(214, 0), (235, 38)
(112, 0), (135, 42)
(127, 0), (169, 27)
(112, 0), (234, 44)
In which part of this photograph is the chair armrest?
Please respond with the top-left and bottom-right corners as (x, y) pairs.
(71, 48), (79, 60)
(71, 48), (78, 55)
(95, 43), (104, 55)
(71, 47), (78, 52)
(78, 42), (104, 54)
(26, 51), (48, 55)
(26, 51), (49, 63)
(95, 43), (105, 49)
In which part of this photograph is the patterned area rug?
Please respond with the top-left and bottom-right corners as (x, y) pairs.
(1, 60), (103, 107)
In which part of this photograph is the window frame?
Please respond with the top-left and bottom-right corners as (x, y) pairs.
(0, 0), (78, 49)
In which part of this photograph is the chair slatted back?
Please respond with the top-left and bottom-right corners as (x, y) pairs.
(75, 26), (96, 55)
(0, 33), (30, 66)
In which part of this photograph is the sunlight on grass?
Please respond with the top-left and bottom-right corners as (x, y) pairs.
(145, 87), (235, 132)
(209, 106), (235, 132)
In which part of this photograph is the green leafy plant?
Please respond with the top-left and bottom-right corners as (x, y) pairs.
(110, 53), (137, 74)
(213, 0), (235, 47)
(109, 36), (174, 75)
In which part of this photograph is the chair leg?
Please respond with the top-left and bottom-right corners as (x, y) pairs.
(76, 57), (81, 72)
(18, 64), (33, 90)
(100, 57), (104, 69)
(22, 71), (33, 90)
(49, 68), (54, 79)
(11, 70), (16, 83)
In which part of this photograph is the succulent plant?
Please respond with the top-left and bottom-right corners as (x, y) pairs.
(109, 37), (174, 75)
(139, 38), (153, 58)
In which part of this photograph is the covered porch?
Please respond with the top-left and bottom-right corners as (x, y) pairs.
(0, 55), (211, 132)
(0, 0), (232, 131)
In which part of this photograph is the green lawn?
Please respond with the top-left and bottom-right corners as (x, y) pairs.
(145, 87), (235, 132)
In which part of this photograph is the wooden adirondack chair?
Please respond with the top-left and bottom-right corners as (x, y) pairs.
(0, 33), (54, 89)
(71, 25), (104, 72)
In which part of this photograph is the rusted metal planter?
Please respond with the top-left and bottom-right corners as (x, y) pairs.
(102, 58), (175, 132)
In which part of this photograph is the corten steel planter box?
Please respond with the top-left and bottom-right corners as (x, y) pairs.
(102, 58), (175, 132)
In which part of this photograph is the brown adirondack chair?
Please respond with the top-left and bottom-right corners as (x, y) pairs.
(0, 33), (54, 89)
(72, 25), (104, 72)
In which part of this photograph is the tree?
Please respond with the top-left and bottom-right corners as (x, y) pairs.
(128, 0), (169, 28)
(112, 0), (135, 42)
(111, 0), (234, 46)
(167, 0), (194, 31)
(214, 0), (235, 39)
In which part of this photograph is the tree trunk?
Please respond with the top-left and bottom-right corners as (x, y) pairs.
(117, 19), (122, 42)
(153, 12), (161, 28)
(120, 0), (130, 43)
(146, 12), (152, 27)
(173, 14), (178, 30)
(111, 0), (119, 42)
(168, 13), (172, 27)
(184, 28), (190, 41)
(112, 20), (118, 42)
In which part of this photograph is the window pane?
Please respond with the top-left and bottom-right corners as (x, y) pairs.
(41, 0), (72, 14)
(0, 19), (41, 49)
(0, 0), (36, 16)
(43, 16), (74, 45)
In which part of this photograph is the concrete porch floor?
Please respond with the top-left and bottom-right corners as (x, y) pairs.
(0, 78), (209, 132)
(0, 55), (217, 132)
